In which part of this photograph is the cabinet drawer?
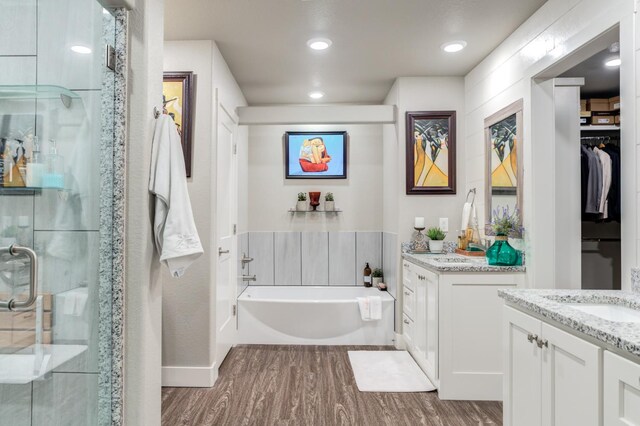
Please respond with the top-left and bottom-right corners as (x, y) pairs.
(403, 314), (414, 349)
(402, 287), (416, 320)
(402, 262), (415, 292)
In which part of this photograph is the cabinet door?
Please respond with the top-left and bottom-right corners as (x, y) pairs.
(541, 322), (602, 426)
(504, 306), (542, 426)
(424, 270), (438, 381)
(414, 269), (427, 360)
(403, 314), (415, 350)
(604, 351), (640, 425)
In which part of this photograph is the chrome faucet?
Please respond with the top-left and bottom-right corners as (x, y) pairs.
(242, 275), (257, 282)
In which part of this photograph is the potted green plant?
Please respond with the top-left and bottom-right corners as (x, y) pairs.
(486, 206), (522, 266)
(296, 192), (307, 211)
(371, 268), (384, 287)
(426, 227), (446, 253)
(324, 192), (335, 211)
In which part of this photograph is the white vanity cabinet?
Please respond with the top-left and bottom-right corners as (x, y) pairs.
(401, 257), (524, 400)
(604, 351), (640, 425)
(503, 306), (602, 426)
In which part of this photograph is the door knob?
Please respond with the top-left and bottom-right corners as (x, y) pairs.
(218, 247), (230, 256)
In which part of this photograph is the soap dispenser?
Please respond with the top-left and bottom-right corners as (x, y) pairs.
(42, 139), (64, 189)
(26, 136), (44, 188)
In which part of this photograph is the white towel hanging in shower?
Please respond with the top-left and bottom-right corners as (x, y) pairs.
(149, 114), (203, 277)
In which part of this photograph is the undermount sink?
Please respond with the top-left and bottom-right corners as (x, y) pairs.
(564, 303), (640, 323)
(0, 344), (87, 384)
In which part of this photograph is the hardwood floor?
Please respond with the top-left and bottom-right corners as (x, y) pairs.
(162, 345), (502, 426)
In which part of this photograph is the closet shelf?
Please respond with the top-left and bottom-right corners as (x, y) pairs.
(580, 125), (620, 132)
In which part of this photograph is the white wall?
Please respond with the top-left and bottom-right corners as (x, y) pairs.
(463, 0), (637, 290)
(124, 0), (163, 423)
(247, 124), (383, 232)
(162, 40), (213, 369)
(383, 77), (466, 244)
(161, 40), (247, 387)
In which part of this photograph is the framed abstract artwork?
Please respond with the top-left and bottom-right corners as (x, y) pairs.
(163, 71), (194, 177)
(406, 111), (456, 194)
(284, 131), (348, 179)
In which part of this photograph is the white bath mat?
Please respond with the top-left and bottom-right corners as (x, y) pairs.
(348, 350), (436, 392)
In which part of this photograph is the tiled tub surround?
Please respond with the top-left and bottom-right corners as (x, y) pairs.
(246, 232), (395, 296)
(499, 289), (640, 357)
(402, 252), (526, 273)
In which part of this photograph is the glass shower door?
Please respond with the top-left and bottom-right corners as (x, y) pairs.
(0, 1), (117, 425)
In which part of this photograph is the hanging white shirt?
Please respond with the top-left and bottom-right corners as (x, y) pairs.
(149, 115), (203, 277)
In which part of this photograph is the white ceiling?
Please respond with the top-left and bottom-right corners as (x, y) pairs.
(165, 0), (547, 105)
(561, 47), (620, 98)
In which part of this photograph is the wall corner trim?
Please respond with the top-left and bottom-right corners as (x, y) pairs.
(161, 362), (219, 388)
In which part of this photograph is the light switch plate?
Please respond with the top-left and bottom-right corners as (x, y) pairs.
(439, 217), (449, 232)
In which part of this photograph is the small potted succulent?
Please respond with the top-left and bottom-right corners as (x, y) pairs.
(426, 227), (446, 253)
(371, 268), (384, 287)
(324, 192), (335, 211)
(296, 192), (307, 211)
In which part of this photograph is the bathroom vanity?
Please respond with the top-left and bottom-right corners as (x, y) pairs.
(499, 289), (640, 426)
(401, 253), (525, 400)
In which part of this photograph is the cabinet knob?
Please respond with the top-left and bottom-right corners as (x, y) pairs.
(536, 338), (549, 349)
(403, 319), (410, 324)
(404, 291), (410, 296)
(527, 333), (538, 343)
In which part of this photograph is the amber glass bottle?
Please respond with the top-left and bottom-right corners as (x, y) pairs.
(363, 263), (372, 287)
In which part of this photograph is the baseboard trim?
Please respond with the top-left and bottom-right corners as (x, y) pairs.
(394, 332), (406, 350)
(162, 361), (218, 387)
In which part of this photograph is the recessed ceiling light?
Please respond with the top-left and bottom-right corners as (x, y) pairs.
(605, 57), (621, 67)
(71, 45), (92, 54)
(441, 41), (467, 53)
(307, 38), (332, 51)
(308, 91), (324, 99)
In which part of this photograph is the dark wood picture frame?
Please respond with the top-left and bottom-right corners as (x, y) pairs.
(284, 131), (348, 179)
(163, 71), (194, 177)
(405, 111), (456, 194)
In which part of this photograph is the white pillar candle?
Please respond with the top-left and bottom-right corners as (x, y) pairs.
(414, 217), (425, 228)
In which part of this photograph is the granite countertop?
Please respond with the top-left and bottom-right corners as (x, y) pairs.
(402, 252), (526, 273)
(499, 289), (640, 358)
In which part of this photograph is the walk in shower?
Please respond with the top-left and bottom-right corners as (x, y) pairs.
(0, 1), (126, 424)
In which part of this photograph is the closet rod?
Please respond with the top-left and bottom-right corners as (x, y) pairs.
(581, 237), (621, 242)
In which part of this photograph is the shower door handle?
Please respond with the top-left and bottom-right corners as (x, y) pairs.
(0, 245), (38, 311)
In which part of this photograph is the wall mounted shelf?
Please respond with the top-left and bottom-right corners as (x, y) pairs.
(580, 125), (620, 132)
(288, 209), (342, 214)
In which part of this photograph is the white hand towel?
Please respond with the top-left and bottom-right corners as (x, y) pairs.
(368, 296), (382, 320)
(461, 202), (472, 231)
(357, 297), (371, 321)
(149, 115), (203, 277)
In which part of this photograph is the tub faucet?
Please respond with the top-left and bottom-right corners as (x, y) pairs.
(242, 275), (257, 282)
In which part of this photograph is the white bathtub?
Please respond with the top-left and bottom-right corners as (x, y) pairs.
(238, 286), (395, 345)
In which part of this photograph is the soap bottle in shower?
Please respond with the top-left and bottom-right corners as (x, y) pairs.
(26, 136), (44, 188)
(363, 263), (372, 287)
(42, 139), (64, 189)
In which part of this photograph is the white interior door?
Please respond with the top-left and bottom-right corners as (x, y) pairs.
(216, 102), (237, 366)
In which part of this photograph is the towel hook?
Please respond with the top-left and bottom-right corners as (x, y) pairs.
(153, 106), (161, 119)
(466, 188), (476, 204)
